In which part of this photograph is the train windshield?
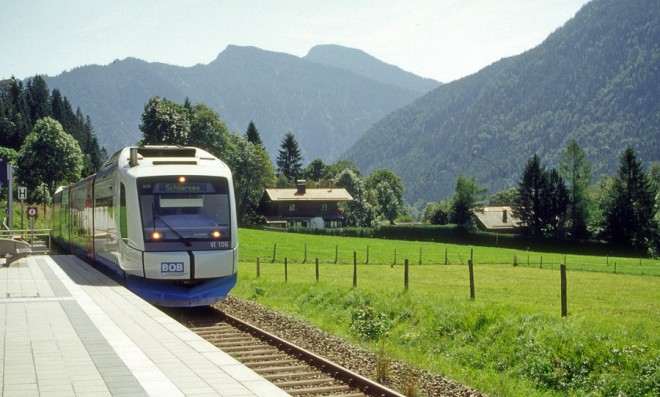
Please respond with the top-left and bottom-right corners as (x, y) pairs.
(138, 176), (231, 244)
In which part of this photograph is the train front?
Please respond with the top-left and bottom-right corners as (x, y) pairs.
(121, 149), (238, 307)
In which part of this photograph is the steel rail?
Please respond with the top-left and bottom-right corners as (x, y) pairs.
(218, 310), (405, 397)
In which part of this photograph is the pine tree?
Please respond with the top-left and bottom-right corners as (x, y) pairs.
(601, 146), (657, 249)
(544, 168), (569, 237)
(245, 121), (263, 147)
(26, 75), (51, 122)
(515, 155), (547, 236)
(276, 132), (303, 181)
(559, 139), (592, 239)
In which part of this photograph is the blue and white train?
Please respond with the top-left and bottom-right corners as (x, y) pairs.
(51, 146), (238, 307)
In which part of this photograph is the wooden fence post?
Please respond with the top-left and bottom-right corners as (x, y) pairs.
(393, 249), (397, 266)
(365, 245), (369, 264)
(445, 247), (448, 265)
(404, 259), (409, 290)
(284, 257), (288, 282)
(303, 243), (307, 263)
(353, 251), (357, 288)
(560, 263), (567, 317)
(419, 247), (422, 265)
(257, 256), (260, 278)
(315, 258), (319, 281)
(468, 249), (475, 300)
(272, 243), (277, 263)
(540, 256), (543, 269)
(334, 244), (338, 264)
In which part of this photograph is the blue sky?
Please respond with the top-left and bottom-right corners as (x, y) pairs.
(1, 0), (590, 82)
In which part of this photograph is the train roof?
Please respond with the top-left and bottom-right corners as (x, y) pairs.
(101, 146), (229, 172)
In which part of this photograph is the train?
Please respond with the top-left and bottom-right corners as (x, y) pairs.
(51, 146), (238, 307)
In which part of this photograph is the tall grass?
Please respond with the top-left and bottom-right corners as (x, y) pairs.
(234, 229), (659, 396)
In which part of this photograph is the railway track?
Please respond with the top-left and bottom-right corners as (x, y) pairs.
(170, 307), (404, 397)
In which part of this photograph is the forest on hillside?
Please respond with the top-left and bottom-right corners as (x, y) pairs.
(344, 0), (659, 203)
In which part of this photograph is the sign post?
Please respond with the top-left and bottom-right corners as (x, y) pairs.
(19, 187), (27, 232)
(8, 164), (13, 233)
(27, 206), (37, 246)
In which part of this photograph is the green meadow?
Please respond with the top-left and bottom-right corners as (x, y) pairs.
(233, 228), (659, 396)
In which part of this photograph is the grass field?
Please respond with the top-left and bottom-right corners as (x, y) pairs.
(233, 228), (660, 396)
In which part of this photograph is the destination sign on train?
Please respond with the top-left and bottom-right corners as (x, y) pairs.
(152, 183), (215, 194)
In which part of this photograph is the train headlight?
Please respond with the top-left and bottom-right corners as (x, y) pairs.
(151, 231), (163, 240)
(210, 230), (221, 239)
(178, 176), (186, 183)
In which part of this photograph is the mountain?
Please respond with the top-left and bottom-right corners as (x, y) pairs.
(44, 45), (433, 162)
(343, 0), (660, 203)
(304, 44), (440, 93)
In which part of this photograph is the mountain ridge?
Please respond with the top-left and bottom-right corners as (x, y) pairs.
(43, 45), (435, 162)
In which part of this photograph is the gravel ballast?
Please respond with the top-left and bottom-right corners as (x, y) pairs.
(216, 295), (485, 397)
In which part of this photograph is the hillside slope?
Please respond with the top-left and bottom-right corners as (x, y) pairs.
(343, 0), (660, 202)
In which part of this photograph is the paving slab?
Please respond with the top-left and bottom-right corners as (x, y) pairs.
(1, 255), (289, 397)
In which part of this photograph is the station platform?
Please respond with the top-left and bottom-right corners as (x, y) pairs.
(0, 255), (289, 397)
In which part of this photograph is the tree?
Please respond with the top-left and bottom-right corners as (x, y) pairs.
(26, 75), (51, 122)
(488, 187), (517, 206)
(601, 146), (657, 249)
(559, 139), (592, 239)
(325, 159), (361, 179)
(245, 121), (263, 147)
(375, 182), (400, 224)
(366, 168), (404, 206)
(139, 97), (191, 145)
(0, 76), (104, 172)
(276, 132), (303, 181)
(423, 200), (452, 225)
(450, 175), (486, 225)
(189, 103), (230, 157)
(515, 155), (548, 236)
(225, 134), (275, 225)
(544, 168), (569, 237)
(366, 168), (405, 222)
(0, 78), (31, 150)
(336, 169), (374, 227)
(15, 117), (83, 199)
(303, 158), (329, 181)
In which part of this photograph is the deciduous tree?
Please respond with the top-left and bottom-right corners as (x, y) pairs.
(225, 134), (275, 225)
(450, 175), (486, 225)
(375, 181), (400, 224)
(15, 117), (83, 199)
(303, 159), (329, 181)
(336, 169), (374, 227)
(139, 96), (191, 145)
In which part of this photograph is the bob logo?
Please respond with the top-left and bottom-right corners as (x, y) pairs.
(161, 262), (185, 275)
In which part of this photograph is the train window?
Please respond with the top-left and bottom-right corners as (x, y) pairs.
(120, 183), (128, 239)
(137, 176), (231, 244)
